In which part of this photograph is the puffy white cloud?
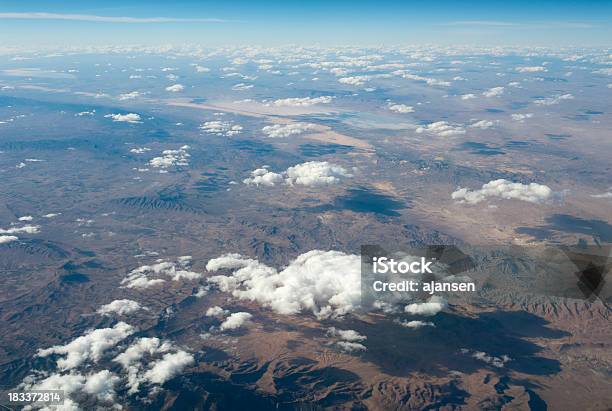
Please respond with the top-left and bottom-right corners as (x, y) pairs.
(22, 373), (84, 410)
(0, 235), (18, 244)
(121, 256), (202, 289)
(482, 86), (504, 97)
(0, 224), (40, 234)
(165, 84), (185, 92)
(219, 312), (252, 330)
(113, 337), (183, 394)
(469, 120), (495, 129)
(83, 370), (120, 402)
(460, 348), (511, 368)
(461, 93), (476, 100)
(244, 161), (352, 187)
(114, 337), (172, 369)
(404, 296), (447, 316)
(104, 113), (141, 123)
(272, 96), (334, 107)
(285, 161), (352, 186)
(194, 65), (210, 73)
(76, 110), (95, 116)
(207, 250), (361, 319)
(516, 66), (547, 73)
(511, 113), (533, 122)
(149, 145), (190, 169)
(130, 147), (151, 154)
(20, 371), (119, 410)
(97, 299), (144, 316)
(451, 179), (553, 204)
(327, 327), (366, 342)
(388, 103), (414, 113)
(261, 122), (314, 138)
(243, 167), (284, 186)
(338, 75), (371, 86)
(206, 306), (229, 317)
(43, 213), (60, 218)
(534, 93), (574, 106)
(37, 322), (134, 370)
(396, 320), (435, 329)
(18, 215), (33, 221)
(416, 121), (465, 137)
(118, 91), (142, 100)
(143, 351), (194, 384)
(336, 341), (366, 352)
(200, 121), (243, 136)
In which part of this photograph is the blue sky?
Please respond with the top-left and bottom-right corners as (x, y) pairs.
(0, 0), (610, 47)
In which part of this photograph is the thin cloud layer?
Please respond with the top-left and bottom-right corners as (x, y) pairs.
(272, 96), (334, 107)
(460, 348), (511, 368)
(0, 12), (228, 23)
(534, 93), (574, 106)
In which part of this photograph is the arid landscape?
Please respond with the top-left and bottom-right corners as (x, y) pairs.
(0, 38), (611, 410)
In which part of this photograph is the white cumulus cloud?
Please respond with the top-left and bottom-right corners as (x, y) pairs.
(143, 351), (194, 385)
(460, 348), (511, 368)
(261, 123), (314, 138)
(104, 113), (141, 123)
(244, 161), (352, 187)
(511, 113), (533, 122)
(165, 84), (185, 92)
(0, 235), (18, 244)
(404, 296), (447, 316)
(37, 322), (134, 370)
(121, 256), (201, 289)
(534, 93), (574, 106)
(285, 161), (352, 186)
(149, 145), (190, 169)
(516, 66), (547, 73)
(388, 103), (414, 113)
(97, 299), (144, 316)
(416, 121), (465, 137)
(207, 250), (361, 319)
(219, 312), (253, 330)
(451, 179), (553, 204)
(200, 121), (243, 136)
(482, 87), (504, 97)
